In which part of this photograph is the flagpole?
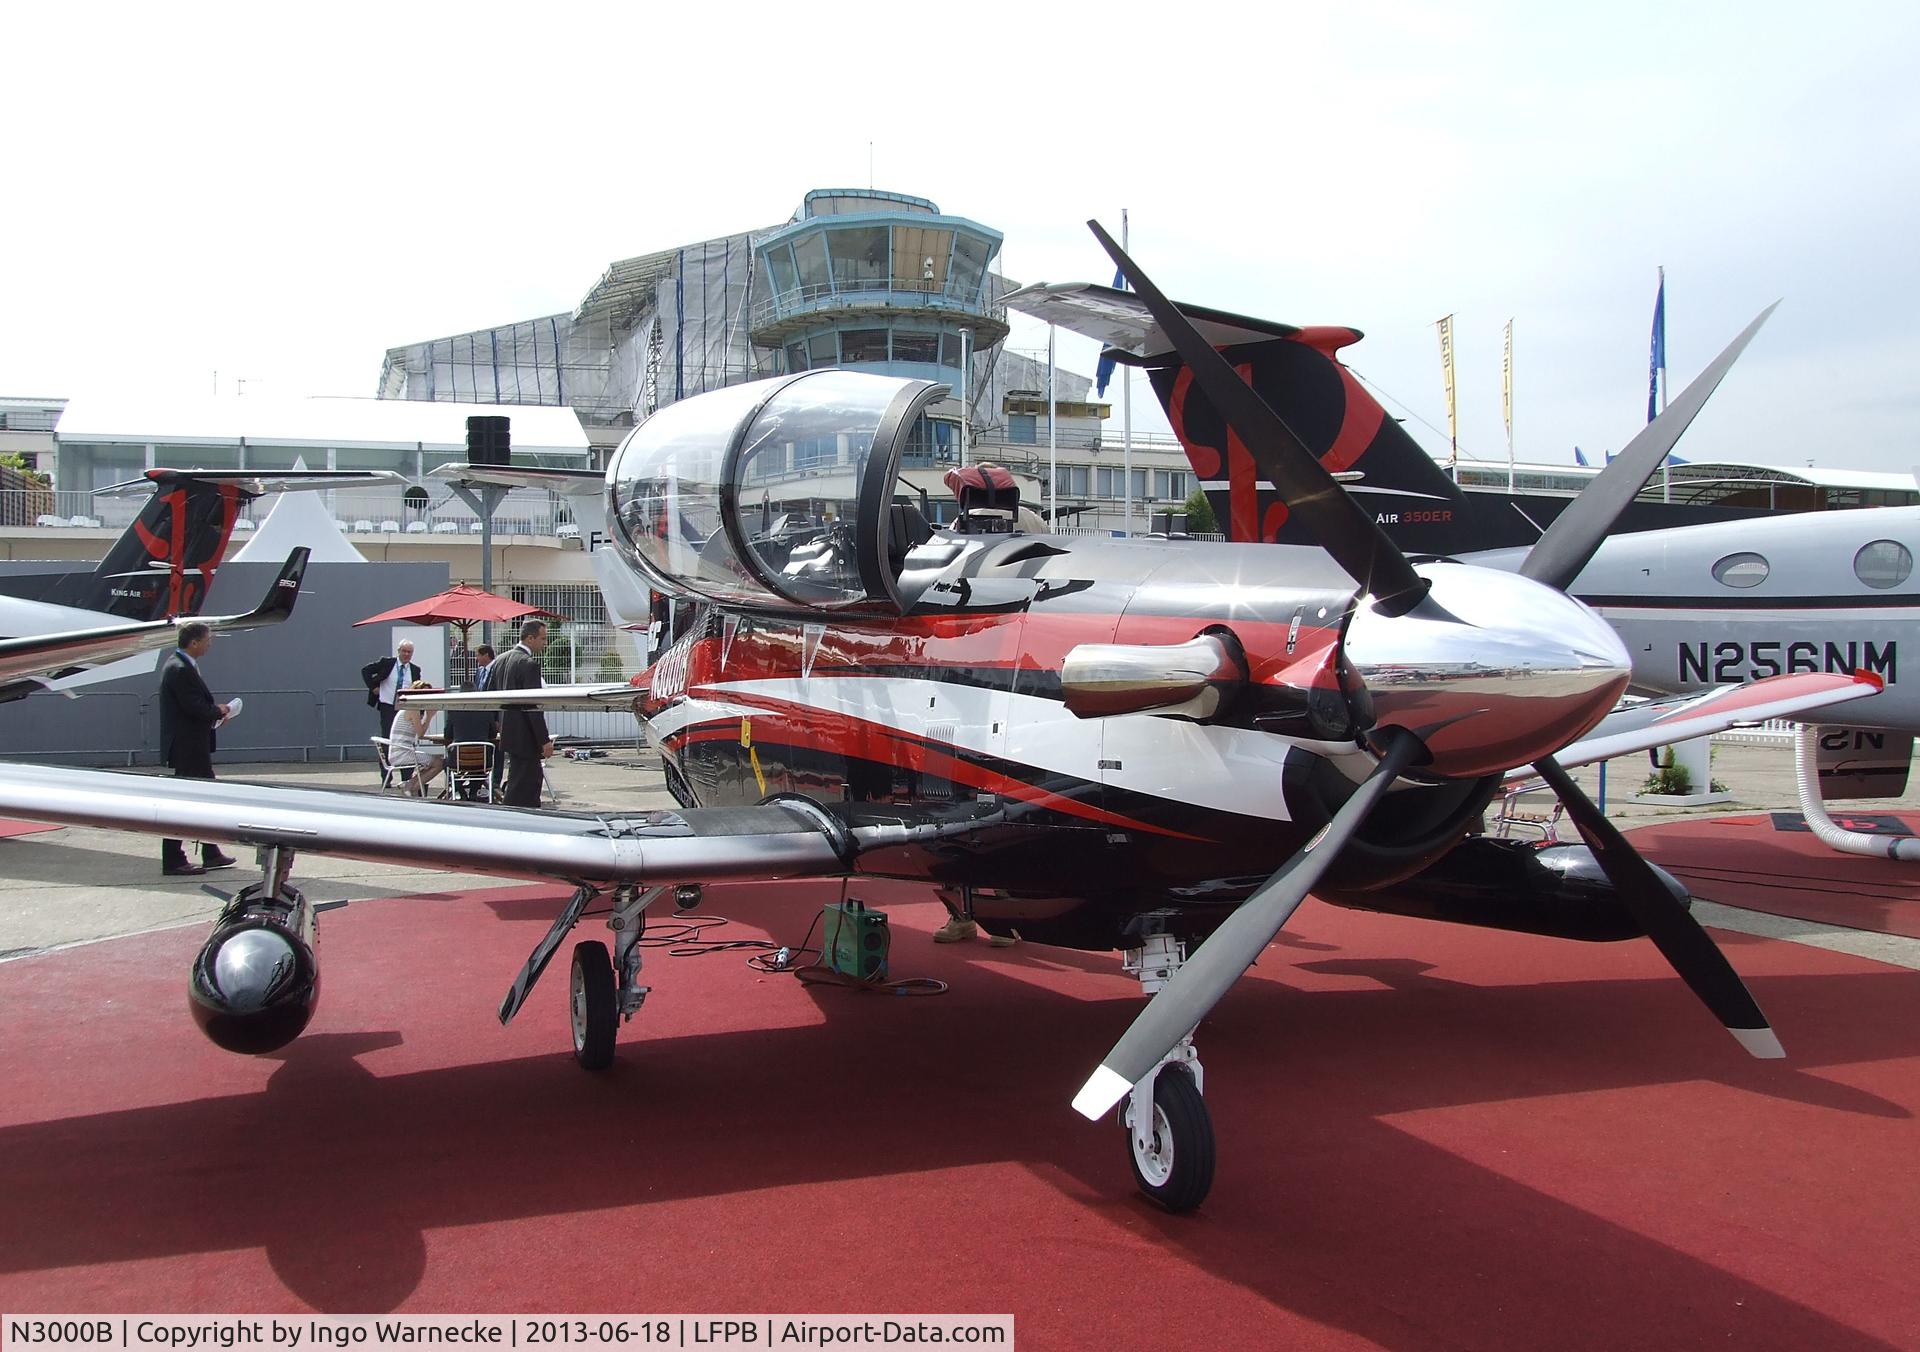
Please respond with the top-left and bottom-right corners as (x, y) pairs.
(1121, 208), (1134, 537)
(1047, 323), (1058, 527)
(1654, 266), (1670, 502)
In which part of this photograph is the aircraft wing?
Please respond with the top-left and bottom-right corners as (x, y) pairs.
(400, 681), (647, 712)
(1517, 670), (1884, 780)
(0, 549), (309, 693)
(1001, 281), (1301, 359)
(0, 763), (848, 886)
(427, 464), (607, 498)
(96, 470), (405, 496)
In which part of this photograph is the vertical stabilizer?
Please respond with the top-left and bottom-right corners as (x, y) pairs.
(1143, 330), (1467, 547)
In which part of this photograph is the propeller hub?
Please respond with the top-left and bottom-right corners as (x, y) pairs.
(1343, 563), (1630, 778)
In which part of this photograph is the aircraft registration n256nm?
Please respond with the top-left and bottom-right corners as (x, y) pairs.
(0, 230), (1877, 1214)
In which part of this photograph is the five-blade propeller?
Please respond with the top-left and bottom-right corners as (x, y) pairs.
(1077, 222), (1782, 1117)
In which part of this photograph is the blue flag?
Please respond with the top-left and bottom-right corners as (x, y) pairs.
(1095, 264), (1126, 398)
(1574, 446), (1589, 467)
(1646, 268), (1666, 423)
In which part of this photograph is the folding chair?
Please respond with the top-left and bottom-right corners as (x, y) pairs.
(370, 737), (419, 795)
(446, 740), (496, 803)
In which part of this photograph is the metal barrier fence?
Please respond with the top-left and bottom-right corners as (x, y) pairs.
(0, 487), (585, 537)
(7, 685), (646, 766)
(1712, 718), (1799, 747)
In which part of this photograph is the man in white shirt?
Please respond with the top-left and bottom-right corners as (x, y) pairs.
(360, 640), (420, 738)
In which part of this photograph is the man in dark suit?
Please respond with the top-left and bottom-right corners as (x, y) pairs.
(488, 618), (553, 808)
(360, 639), (420, 738)
(159, 621), (238, 877)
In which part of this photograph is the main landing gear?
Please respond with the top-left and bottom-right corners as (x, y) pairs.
(1117, 933), (1216, 1213)
(498, 882), (671, 1070)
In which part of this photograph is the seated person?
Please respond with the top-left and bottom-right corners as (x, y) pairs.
(387, 680), (446, 797)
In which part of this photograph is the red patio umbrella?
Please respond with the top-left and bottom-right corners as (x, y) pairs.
(353, 584), (565, 655)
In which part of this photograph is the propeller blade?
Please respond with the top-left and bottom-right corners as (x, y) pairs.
(1087, 220), (1429, 615)
(1533, 755), (1782, 1058)
(1073, 729), (1423, 1120)
(1520, 303), (1779, 592)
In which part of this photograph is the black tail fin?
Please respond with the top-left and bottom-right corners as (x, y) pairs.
(38, 470), (248, 620)
(1143, 327), (1466, 543)
(234, 548), (310, 625)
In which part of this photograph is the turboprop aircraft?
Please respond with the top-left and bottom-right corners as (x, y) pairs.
(0, 468), (398, 701)
(1008, 281), (1920, 853)
(0, 227), (1883, 1214)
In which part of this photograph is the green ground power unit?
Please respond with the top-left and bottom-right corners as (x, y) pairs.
(822, 900), (889, 980)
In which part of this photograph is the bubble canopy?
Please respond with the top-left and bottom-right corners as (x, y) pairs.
(608, 371), (948, 614)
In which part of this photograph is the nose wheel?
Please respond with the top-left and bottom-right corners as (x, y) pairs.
(1124, 1062), (1215, 1212)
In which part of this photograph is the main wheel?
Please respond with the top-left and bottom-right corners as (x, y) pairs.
(1126, 1066), (1215, 1213)
(569, 940), (617, 1071)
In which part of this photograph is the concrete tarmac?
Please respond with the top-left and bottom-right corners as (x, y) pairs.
(3, 736), (1918, 968)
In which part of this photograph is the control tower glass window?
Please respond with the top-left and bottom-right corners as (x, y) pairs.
(794, 234), (829, 294)
(893, 226), (953, 291)
(841, 329), (888, 363)
(767, 245), (798, 299)
(830, 226), (889, 289)
(951, 233), (992, 298)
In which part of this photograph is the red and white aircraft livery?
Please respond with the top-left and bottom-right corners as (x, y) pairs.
(0, 229), (1878, 1213)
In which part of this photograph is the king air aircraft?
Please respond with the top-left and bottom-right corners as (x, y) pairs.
(0, 227), (1885, 1213)
(0, 470), (398, 699)
(1009, 281), (1920, 859)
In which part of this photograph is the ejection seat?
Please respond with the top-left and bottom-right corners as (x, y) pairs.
(946, 464), (1023, 535)
(886, 502), (934, 576)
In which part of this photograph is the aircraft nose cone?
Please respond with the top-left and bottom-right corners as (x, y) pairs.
(1344, 565), (1631, 778)
(188, 921), (320, 1054)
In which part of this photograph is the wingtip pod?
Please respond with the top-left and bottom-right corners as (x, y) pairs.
(1073, 1065), (1133, 1120)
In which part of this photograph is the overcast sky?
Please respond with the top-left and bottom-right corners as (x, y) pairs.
(6, 2), (1917, 473)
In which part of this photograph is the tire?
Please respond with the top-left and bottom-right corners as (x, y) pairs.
(1126, 1066), (1215, 1213)
(570, 940), (617, 1071)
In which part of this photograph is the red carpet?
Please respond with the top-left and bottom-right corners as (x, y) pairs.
(1631, 812), (1920, 938)
(1, 880), (1918, 1350)
(0, 817), (58, 837)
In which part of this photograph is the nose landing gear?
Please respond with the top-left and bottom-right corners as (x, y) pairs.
(1116, 934), (1216, 1213)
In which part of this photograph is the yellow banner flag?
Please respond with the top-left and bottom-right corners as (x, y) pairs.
(1435, 314), (1457, 462)
(1502, 318), (1513, 454)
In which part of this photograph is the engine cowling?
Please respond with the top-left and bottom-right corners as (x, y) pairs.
(1318, 835), (1684, 942)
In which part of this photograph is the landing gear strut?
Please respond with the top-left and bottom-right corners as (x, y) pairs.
(1118, 933), (1216, 1212)
(499, 883), (668, 1070)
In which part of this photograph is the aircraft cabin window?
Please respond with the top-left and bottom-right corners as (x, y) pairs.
(1854, 539), (1913, 589)
(1710, 552), (1770, 589)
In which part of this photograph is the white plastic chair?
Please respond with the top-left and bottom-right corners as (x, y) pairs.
(35, 514), (65, 527)
(406, 521), (429, 534)
(379, 520), (401, 533)
(353, 519), (375, 533)
(433, 521), (459, 534)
